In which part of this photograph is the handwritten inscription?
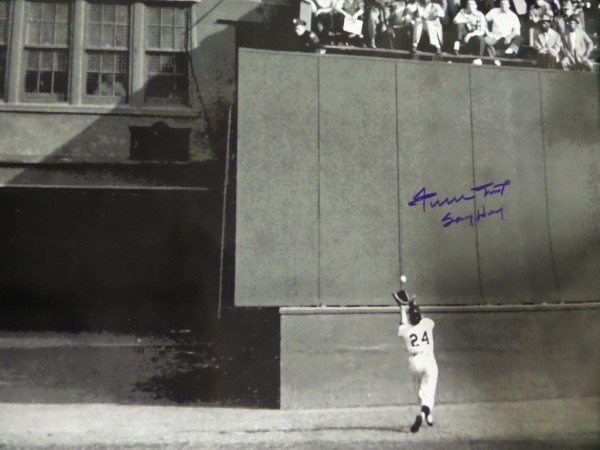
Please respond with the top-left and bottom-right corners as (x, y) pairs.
(441, 205), (505, 228)
(408, 180), (511, 228)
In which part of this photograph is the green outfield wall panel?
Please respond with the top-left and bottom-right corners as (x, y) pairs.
(396, 62), (480, 304)
(280, 307), (600, 409)
(471, 68), (557, 303)
(318, 56), (399, 305)
(235, 50), (320, 306)
(540, 72), (600, 301)
(235, 49), (599, 307)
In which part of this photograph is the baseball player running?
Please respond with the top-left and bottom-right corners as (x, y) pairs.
(393, 285), (438, 433)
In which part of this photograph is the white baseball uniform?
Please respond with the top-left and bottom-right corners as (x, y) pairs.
(398, 315), (438, 409)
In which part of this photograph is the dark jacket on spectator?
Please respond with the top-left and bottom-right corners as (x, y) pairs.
(294, 29), (323, 52)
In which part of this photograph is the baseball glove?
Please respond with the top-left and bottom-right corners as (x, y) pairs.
(392, 290), (410, 306)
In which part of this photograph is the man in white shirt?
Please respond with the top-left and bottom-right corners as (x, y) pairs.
(310, 0), (352, 44)
(411, 0), (445, 53)
(453, 0), (487, 62)
(484, 0), (524, 60)
(393, 290), (438, 433)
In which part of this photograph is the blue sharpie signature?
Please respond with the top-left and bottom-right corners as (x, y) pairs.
(442, 205), (504, 228)
(408, 180), (511, 213)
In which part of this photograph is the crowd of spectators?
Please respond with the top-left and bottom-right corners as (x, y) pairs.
(294, 0), (599, 69)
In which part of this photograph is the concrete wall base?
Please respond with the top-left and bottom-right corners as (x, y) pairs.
(280, 305), (600, 409)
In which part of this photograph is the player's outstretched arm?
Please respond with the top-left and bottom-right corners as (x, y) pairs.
(393, 291), (411, 325)
(399, 303), (408, 325)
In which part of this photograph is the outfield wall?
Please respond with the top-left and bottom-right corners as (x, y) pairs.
(236, 48), (600, 307)
(280, 306), (600, 408)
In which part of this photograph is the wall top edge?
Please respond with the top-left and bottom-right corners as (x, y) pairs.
(279, 302), (600, 315)
(0, 104), (199, 118)
(0, 183), (215, 192)
(238, 47), (600, 76)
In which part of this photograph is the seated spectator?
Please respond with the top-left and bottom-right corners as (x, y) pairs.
(362, 0), (391, 47)
(343, 0), (365, 19)
(452, 0), (487, 62)
(560, 14), (594, 70)
(338, 0), (366, 45)
(528, 0), (554, 44)
(388, 0), (407, 25)
(484, 0), (524, 62)
(533, 14), (562, 68)
(552, 0), (569, 34)
(410, 0), (446, 53)
(291, 18), (324, 52)
(529, 0), (554, 22)
(569, 0), (587, 29)
(381, 1), (404, 48)
(388, 0), (422, 49)
(310, 0), (351, 44)
(554, 0), (586, 33)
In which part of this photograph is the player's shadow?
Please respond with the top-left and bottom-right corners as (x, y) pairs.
(243, 425), (409, 434)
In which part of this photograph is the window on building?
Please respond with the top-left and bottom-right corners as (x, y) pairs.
(24, 0), (71, 102)
(0, 0), (192, 109)
(0, 0), (9, 99)
(85, 2), (130, 104)
(145, 4), (190, 106)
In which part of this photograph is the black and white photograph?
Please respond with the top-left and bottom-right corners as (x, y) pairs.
(0, 0), (598, 448)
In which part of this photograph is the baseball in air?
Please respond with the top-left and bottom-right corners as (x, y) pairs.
(400, 275), (407, 283)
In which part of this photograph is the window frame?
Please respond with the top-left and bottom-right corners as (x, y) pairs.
(143, 3), (191, 107)
(0, 0), (11, 100)
(22, 0), (73, 103)
(83, 1), (131, 105)
(0, 0), (195, 114)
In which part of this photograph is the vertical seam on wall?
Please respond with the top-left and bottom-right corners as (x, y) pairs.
(538, 71), (560, 294)
(469, 67), (484, 300)
(217, 103), (233, 319)
(317, 56), (322, 306)
(395, 62), (402, 281)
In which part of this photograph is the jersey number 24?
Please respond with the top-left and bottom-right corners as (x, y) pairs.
(409, 331), (430, 347)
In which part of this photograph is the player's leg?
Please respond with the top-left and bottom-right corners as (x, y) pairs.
(411, 384), (429, 432)
(418, 358), (439, 426)
(409, 358), (425, 433)
(410, 408), (423, 433)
